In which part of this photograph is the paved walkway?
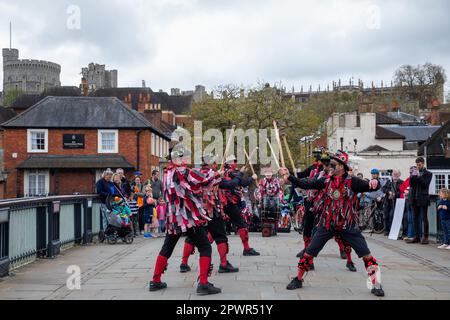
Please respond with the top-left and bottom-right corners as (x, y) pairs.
(0, 231), (449, 300)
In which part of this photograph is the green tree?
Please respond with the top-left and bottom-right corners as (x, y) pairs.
(2, 89), (23, 107)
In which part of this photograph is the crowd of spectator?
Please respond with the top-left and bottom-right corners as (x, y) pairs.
(95, 168), (166, 239)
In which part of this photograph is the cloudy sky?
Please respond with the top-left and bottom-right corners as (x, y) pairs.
(1, 0), (449, 96)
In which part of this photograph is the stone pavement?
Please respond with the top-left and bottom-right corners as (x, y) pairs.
(0, 231), (449, 300)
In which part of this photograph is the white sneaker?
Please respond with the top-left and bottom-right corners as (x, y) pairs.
(438, 244), (448, 249)
(446, 245), (450, 250)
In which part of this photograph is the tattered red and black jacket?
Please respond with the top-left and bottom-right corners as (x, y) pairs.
(288, 173), (380, 230)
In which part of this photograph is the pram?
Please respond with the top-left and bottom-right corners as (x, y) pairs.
(99, 197), (134, 245)
(260, 195), (280, 237)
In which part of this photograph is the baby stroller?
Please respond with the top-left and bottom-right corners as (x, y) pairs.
(261, 196), (280, 237)
(99, 197), (134, 245)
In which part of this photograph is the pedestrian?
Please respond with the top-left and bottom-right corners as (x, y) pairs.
(143, 185), (156, 238)
(149, 148), (222, 295)
(131, 176), (145, 235)
(150, 170), (163, 200)
(279, 150), (385, 297)
(156, 197), (166, 235)
(96, 169), (114, 231)
(116, 168), (131, 200)
(437, 188), (450, 249)
(405, 157), (433, 245)
(382, 169), (403, 236)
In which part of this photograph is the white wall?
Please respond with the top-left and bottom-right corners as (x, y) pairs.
(327, 112), (403, 153)
(352, 151), (418, 180)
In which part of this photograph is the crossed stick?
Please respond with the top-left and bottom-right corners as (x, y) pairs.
(219, 125), (236, 171)
(273, 120), (286, 168)
(282, 134), (296, 173)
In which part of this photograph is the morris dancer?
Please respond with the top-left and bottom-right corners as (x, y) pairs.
(220, 155), (260, 256)
(149, 148), (221, 295)
(180, 155), (239, 274)
(280, 151), (385, 297)
(296, 151), (357, 272)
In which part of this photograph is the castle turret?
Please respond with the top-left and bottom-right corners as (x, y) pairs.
(2, 48), (19, 63)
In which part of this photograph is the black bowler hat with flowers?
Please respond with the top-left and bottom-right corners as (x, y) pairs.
(331, 150), (350, 171)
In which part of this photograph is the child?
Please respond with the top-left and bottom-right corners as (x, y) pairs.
(143, 186), (156, 238)
(437, 188), (450, 249)
(128, 198), (139, 237)
(150, 206), (159, 237)
(157, 197), (167, 235)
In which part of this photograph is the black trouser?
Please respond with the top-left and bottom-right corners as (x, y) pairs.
(305, 226), (371, 258)
(383, 200), (395, 233)
(223, 203), (247, 230)
(186, 215), (228, 245)
(412, 205), (429, 238)
(160, 226), (212, 258)
(138, 206), (145, 232)
(302, 202), (315, 238)
(401, 201), (410, 237)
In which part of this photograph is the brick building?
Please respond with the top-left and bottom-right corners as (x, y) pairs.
(0, 96), (170, 198)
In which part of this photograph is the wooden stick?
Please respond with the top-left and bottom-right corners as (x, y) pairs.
(244, 148), (259, 187)
(266, 137), (280, 169)
(282, 134), (296, 172)
(220, 125), (236, 170)
(273, 120), (286, 168)
(244, 148), (257, 176)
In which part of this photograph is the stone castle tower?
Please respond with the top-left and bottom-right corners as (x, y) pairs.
(81, 63), (118, 93)
(2, 48), (61, 94)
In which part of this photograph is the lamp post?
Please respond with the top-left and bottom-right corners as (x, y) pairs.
(354, 138), (358, 155)
(340, 137), (344, 151)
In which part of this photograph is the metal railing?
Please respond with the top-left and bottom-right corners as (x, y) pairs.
(0, 195), (100, 277)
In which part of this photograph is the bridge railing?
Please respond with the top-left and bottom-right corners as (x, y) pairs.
(0, 195), (101, 277)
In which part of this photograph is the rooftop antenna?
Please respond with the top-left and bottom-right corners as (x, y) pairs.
(10, 21), (12, 49)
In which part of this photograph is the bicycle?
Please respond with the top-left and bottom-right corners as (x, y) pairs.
(358, 199), (385, 234)
(291, 202), (305, 233)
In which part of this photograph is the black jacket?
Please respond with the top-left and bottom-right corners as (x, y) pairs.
(382, 179), (404, 204)
(410, 168), (432, 207)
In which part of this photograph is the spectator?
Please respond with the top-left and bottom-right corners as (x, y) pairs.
(437, 188), (450, 249)
(406, 157), (433, 245)
(96, 169), (114, 231)
(156, 197), (166, 235)
(364, 168), (385, 210)
(112, 173), (127, 200)
(382, 169), (403, 236)
(357, 173), (364, 179)
(143, 185), (156, 238)
(131, 176), (145, 235)
(150, 170), (163, 200)
(116, 168), (131, 200)
(400, 177), (413, 240)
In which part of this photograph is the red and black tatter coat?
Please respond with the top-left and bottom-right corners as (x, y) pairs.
(289, 173), (380, 230)
(198, 165), (224, 219)
(163, 166), (218, 235)
(258, 177), (283, 200)
(296, 162), (323, 204)
(219, 169), (253, 206)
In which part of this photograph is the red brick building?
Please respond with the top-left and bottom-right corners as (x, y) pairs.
(0, 96), (170, 198)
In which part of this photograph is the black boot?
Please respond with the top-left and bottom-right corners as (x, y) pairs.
(180, 264), (191, 273)
(218, 261), (239, 273)
(243, 248), (260, 256)
(149, 281), (167, 291)
(296, 248), (305, 258)
(340, 250), (346, 260)
(346, 262), (357, 272)
(371, 285), (385, 297)
(196, 282), (222, 295)
(286, 277), (303, 290)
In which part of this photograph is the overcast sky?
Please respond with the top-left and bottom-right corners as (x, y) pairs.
(1, 0), (449, 97)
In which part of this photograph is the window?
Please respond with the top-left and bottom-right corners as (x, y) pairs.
(27, 129), (48, 153)
(156, 136), (160, 157)
(151, 133), (155, 155)
(98, 130), (118, 153)
(25, 170), (49, 197)
(429, 170), (450, 195)
(435, 174), (446, 194)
